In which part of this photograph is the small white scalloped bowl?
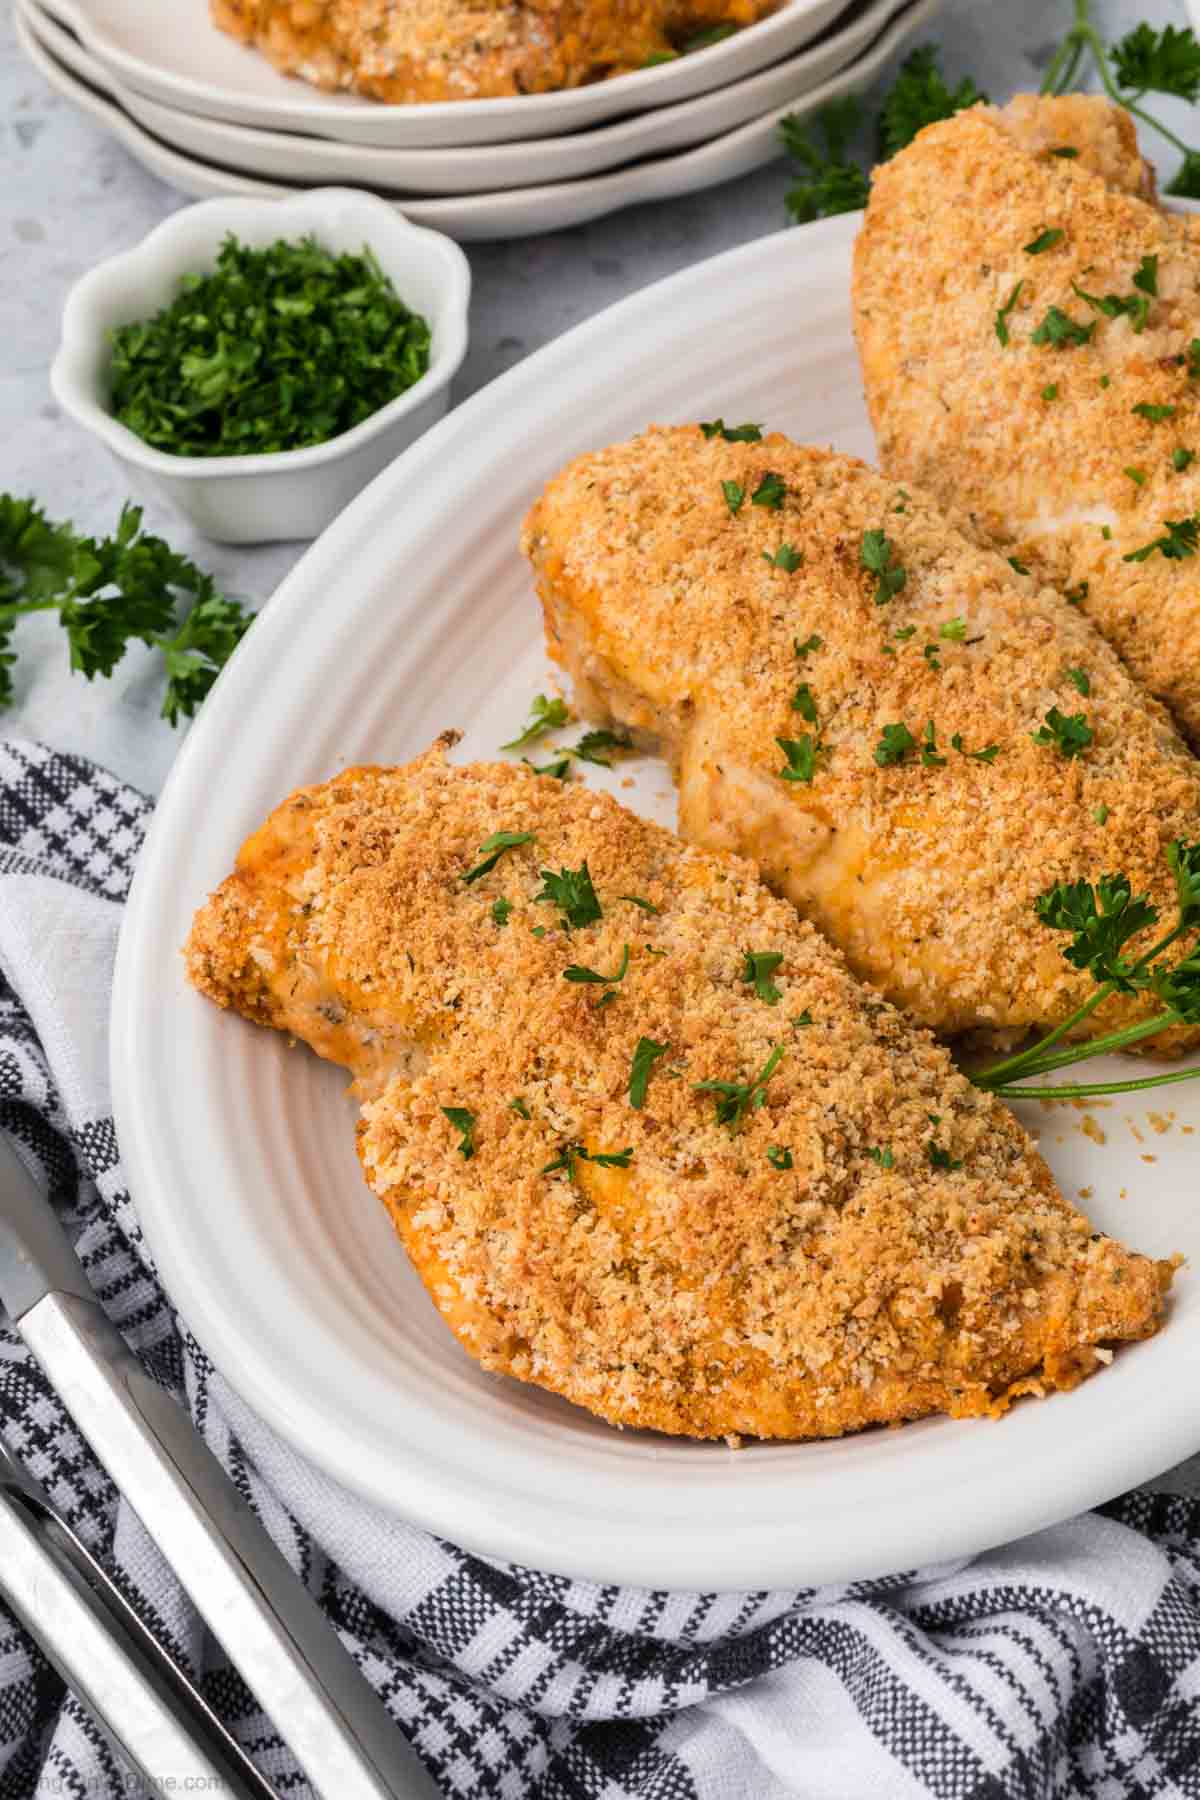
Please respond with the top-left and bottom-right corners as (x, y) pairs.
(50, 188), (470, 544)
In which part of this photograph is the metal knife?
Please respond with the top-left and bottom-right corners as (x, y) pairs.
(0, 1130), (441, 1800)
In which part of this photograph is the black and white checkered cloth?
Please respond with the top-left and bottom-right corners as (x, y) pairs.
(1, 734), (1199, 1800)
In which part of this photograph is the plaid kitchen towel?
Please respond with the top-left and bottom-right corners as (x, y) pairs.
(0, 735), (1199, 1800)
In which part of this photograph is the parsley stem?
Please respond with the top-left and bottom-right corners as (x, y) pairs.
(974, 985), (1113, 1086)
(979, 1009), (1180, 1083)
(1067, 3), (1194, 160)
(989, 1066), (1200, 1101)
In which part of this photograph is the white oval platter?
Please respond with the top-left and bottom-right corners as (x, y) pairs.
(111, 215), (1200, 1593)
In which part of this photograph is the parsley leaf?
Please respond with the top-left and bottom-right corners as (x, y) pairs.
(502, 694), (569, 750)
(742, 950), (784, 1005)
(1133, 254), (1160, 297)
(1166, 152), (1200, 200)
(1124, 515), (1200, 562)
(764, 544), (803, 571)
(1031, 306), (1095, 348)
(1173, 448), (1195, 472)
(995, 281), (1023, 346)
(509, 1097), (531, 1118)
(1168, 839), (1200, 927)
(939, 617), (967, 640)
(619, 893), (660, 914)
(535, 861), (602, 928)
(463, 831), (534, 885)
(877, 45), (986, 157)
(860, 528), (907, 603)
(1133, 402), (1176, 423)
(1112, 22), (1200, 102)
(524, 754), (572, 781)
(629, 1036), (668, 1109)
(694, 1045), (785, 1131)
(866, 1145), (895, 1169)
(780, 98), (870, 223)
(1034, 874), (1159, 989)
(751, 472), (787, 511)
(794, 633), (823, 659)
(951, 733), (1001, 763)
(700, 420), (762, 442)
(722, 480), (745, 516)
(542, 1143), (633, 1179)
(1030, 707), (1093, 758)
(1071, 279), (1149, 334)
(1065, 667), (1091, 696)
(1024, 227), (1065, 254)
(928, 1142), (963, 1172)
(767, 1145), (793, 1170)
(569, 728), (633, 767)
(921, 719), (947, 767)
(492, 898), (513, 926)
(442, 1107), (476, 1160)
(563, 944), (629, 985)
(874, 722), (917, 767)
(776, 734), (821, 784)
(791, 682), (818, 723)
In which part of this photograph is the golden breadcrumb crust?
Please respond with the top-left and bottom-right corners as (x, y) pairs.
(521, 424), (1200, 1049)
(211, 0), (766, 102)
(185, 746), (1174, 1441)
(853, 95), (1200, 746)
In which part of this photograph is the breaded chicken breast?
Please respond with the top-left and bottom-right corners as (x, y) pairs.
(521, 425), (1200, 1049)
(212, 0), (766, 103)
(186, 746), (1173, 1440)
(853, 95), (1200, 746)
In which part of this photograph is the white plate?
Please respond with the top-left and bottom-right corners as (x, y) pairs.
(17, 0), (935, 240)
(22, 0), (911, 195)
(41, 0), (851, 147)
(111, 214), (1200, 1592)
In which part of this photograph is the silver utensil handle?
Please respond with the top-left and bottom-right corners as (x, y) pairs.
(0, 1478), (256, 1795)
(18, 1286), (441, 1800)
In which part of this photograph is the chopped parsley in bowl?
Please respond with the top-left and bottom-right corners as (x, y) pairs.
(108, 234), (432, 459)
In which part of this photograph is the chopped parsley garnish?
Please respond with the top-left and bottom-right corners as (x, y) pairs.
(893, 625), (918, 642)
(1099, 375), (1112, 389)
(939, 617), (967, 640)
(1094, 804), (1110, 826)
(866, 1145), (895, 1169)
(541, 1143), (633, 1179)
(722, 480), (745, 516)
(502, 694), (568, 750)
(524, 754), (572, 781)
(1050, 145), (1079, 157)
(794, 633), (823, 660)
(1024, 227), (1065, 254)
(694, 1044), (785, 1131)
(1123, 514), (1200, 562)
(1071, 278), (1149, 334)
(995, 281), (1023, 346)
(751, 472), (787, 511)
(464, 831), (535, 884)
(1031, 706), (1093, 758)
(742, 950), (784, 1005)
(492, 898), (513, 926)
(629, 1036), (668, 1109)
(767, 1145), (794, 1170)
(682, 23), (735, 51)
(1133, 402), (1176, 423)
(1042, 384), (1059, 402)
(1008, 556), (1030, 576)
(1064, 582), (1089, 605)
(619, 893), (660, 914)
(510, 1097), (531, 1118)
(920, 720), (947, 767)
(928, 1142), (963, 1172)
(776, 734), (821, 784)
(108, 235), (431, 458)
(1173, 448), (1195, 471)
(860, 529), (907, 603)
(1125, 466), (1147, 487)
(763, 543), (803, 571)
(874, 722), (916, 767)
(793, 1009), (814, 1030)
(1133, 252), (1160, 296)
(923, 642), (942, 671)
(791, 682), (818, 722)
(535, 861), (602, 928)
(1065, 666), (1091, 696)
(951, 733), (1001, 763)
(442, 1107), (476, 1160)
(700, 420), (762, 442)
(563, 944), (629, 986)
(569, 728), (633, 767)
(1031, 306), (1095, 348)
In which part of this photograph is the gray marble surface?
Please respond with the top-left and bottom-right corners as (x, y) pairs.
(1, 0), (1198, 1503)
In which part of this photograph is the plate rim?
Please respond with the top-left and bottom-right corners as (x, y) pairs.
(111, 214), (1200, 1591)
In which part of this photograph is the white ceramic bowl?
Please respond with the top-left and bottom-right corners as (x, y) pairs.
(50, 189), (470, 544)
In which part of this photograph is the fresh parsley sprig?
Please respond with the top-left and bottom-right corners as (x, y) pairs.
(974, 841), (1200, 1100)
(0, 495), (253, 722)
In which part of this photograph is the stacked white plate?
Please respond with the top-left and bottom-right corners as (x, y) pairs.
(17, 0), (937, 239)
